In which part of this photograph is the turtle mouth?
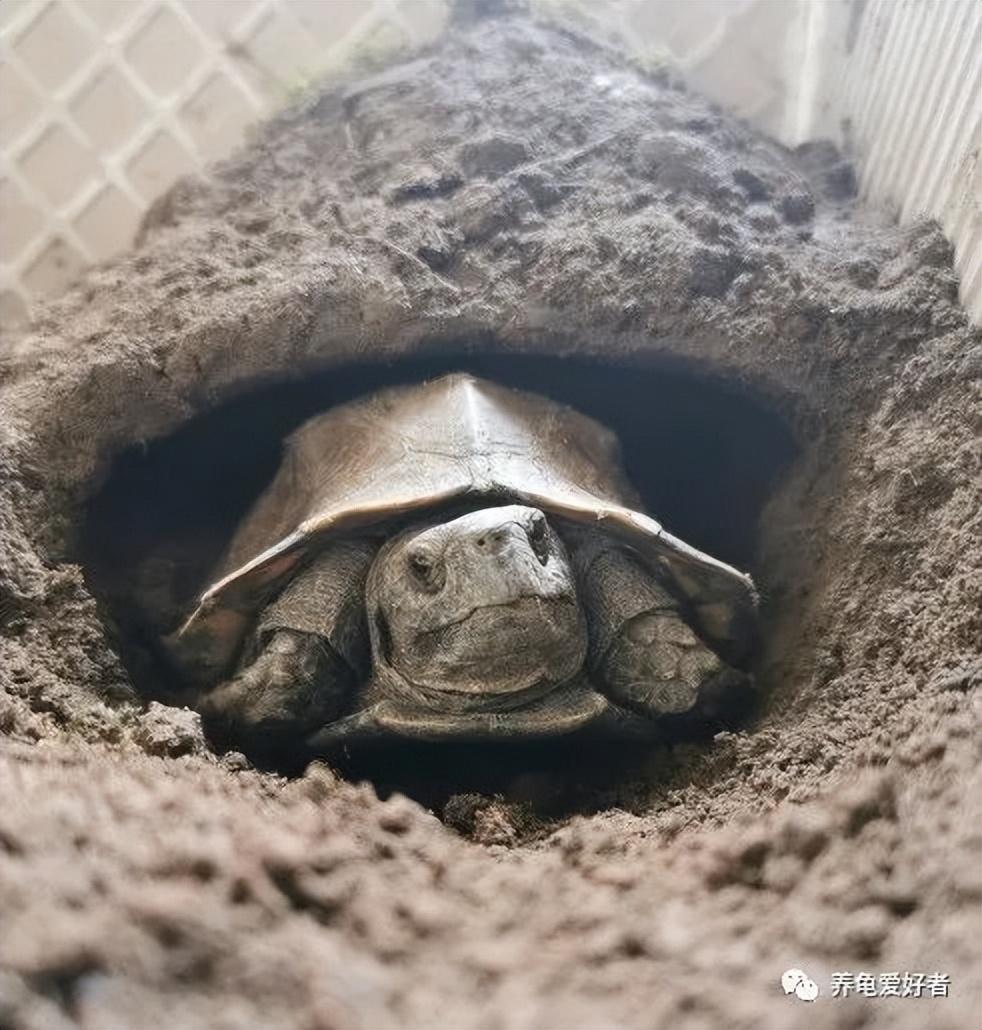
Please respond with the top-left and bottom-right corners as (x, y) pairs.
(373, 594), (588, 711)
(413, 594), (580, 662)
(306, 677), (655, 746)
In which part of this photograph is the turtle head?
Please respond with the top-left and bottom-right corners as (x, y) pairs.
(366, 505), (587, 710)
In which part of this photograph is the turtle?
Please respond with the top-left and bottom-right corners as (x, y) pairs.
(171, 373), (758, 756)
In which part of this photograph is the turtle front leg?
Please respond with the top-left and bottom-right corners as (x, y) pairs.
(573, 535), (748, 719)
(199, 540), (375, 758)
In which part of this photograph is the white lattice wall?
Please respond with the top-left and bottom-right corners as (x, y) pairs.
(1, 0), (979, 333)
(0, 0), (449, 331)
(816, 0), (981, 324)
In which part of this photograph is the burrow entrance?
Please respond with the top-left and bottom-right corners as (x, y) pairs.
(79, 350), (798, 805)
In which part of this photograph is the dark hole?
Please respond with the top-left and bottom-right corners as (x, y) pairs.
(324, 723), (745, 816)
(77, 347), (797, 796)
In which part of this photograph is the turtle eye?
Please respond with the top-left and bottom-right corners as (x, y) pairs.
(408, 551), (438, 589)
(528, 514), (550, 565)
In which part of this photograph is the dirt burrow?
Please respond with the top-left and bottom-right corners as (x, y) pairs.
(0, 8), (979, 1029)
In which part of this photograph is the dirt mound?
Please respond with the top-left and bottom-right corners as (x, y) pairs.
(0, 8), (979, 1029)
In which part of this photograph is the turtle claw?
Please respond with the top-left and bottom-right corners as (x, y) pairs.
(306, 704), (389, 750)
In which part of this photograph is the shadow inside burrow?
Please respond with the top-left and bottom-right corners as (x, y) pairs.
(77, 346), (798, 804)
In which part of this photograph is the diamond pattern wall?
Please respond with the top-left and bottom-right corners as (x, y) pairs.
(0, 0), (452, 332)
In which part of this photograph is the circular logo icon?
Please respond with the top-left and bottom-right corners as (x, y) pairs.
(782, 968), (819, 1002)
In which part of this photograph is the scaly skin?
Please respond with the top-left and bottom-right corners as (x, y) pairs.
(199, 629), (352, 759)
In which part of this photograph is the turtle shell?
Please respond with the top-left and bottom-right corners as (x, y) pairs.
(175, 373), (757, 676)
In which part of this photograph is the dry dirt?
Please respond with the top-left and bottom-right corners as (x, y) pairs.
(1, 6), (980, 1029)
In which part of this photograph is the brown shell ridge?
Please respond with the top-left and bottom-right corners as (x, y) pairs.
(172, 375), (755, 678)
(180, 483), (754, 639)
